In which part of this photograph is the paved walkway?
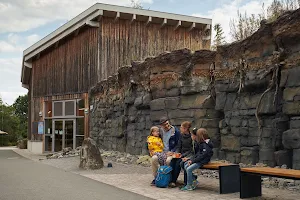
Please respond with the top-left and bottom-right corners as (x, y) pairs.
(13, 149), (300, 200)
(1, 150), (151, 200)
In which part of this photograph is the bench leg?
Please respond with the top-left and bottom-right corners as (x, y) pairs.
(219, 165), (240, 194)
(240, 172), (262, 199)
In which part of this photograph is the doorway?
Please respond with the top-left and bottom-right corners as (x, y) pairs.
(52, 119), (75, 152)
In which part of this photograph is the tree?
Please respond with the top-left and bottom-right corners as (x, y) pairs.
(230, 0), (299, 42)
(13, 94), (28, 138)
(230, 11), (263, 41)
(131, 0), (143, 9)
(212, 23), (226, 50)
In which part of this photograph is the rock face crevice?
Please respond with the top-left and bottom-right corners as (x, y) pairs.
(89, 9), (300, 169)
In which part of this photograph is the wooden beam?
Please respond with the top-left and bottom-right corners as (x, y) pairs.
(114, 12), (120, 22)
(204, 24), (211, 31)
(84, 93), (89, 138)
(188, 22), (195, 32)
(36, 53), (40, 60)
(74, 28), (80, 36)
(86, 20), (100, 27)
(130, 14), (136, 24)
(174, 20), (181, 30)
(54, 41), (59, 48)
(203, 35), (211, 40)
(161, 18), (167, 28)
(146, 16), (152, 26)
(24, 61), (32, 68)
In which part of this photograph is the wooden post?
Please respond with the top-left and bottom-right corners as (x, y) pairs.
(84, 93), (89, 139)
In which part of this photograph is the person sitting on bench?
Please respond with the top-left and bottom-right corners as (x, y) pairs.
(180, 128), (213, 191)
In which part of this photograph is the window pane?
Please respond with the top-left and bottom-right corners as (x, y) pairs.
(65, 101), (75, 116)
(76, 118), (84, 136)
(53, 102), (63, 116)
(44, 101), (52, 117)
(77, 99), (85, 116)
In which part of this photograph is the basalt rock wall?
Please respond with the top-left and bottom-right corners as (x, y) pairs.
(89, 9), (300, 169)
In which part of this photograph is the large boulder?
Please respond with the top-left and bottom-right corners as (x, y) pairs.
(79, 138), (104, 170)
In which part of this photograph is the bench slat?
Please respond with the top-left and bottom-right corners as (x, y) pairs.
(202, 162), (232, 170)
(241, 167), (300, 179)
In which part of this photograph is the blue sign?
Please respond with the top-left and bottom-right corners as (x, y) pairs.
(38, 121), (44, 135)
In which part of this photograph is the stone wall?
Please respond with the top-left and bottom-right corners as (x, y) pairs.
(89, 9), (300, 169)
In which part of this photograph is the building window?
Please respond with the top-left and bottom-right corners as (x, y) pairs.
(53, 102), (63, 117)
(65, 101), (75, 116)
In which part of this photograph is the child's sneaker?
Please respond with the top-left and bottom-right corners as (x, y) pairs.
(192, 180), (199, 189)
(150, 179), (155, 186)
(180, 185), (194, 191)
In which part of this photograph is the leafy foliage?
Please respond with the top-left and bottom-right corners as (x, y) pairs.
(212, 23), (226, 50)
(230, 0), (300, 41)
(0, 94), (28, 146)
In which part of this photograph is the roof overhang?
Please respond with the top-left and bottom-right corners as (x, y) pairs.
(21, 3), (212, 86)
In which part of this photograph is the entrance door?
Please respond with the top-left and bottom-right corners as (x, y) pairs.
(52, 119), (75, 152)
(53, 120), (63, 152)
(64, 120), (75, 149)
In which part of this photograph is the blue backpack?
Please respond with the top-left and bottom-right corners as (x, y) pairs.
(155, 165), (173, 188)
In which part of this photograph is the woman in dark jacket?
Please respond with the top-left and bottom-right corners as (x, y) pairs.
(181, 128), (213, 191)
(169, 121), (193, 187)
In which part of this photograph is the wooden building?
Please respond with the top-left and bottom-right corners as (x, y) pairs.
(21, 3), (212, 153)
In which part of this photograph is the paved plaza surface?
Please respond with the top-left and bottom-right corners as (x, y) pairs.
(13, 148), (300, 200)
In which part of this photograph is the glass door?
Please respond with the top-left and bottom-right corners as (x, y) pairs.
(53, 120), (63, 152)
(65, 120), (75, 149)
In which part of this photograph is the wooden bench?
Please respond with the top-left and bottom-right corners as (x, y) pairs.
(200, 162), (240, 194)
(240, 167), (300, 198)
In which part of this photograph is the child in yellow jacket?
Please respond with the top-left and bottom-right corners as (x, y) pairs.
(147, 126), (167, 165)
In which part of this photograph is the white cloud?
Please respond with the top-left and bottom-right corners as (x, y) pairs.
(0, 0), (153, 33)
(0, 58), (27, 105)
(0, 34), (41, 53)
(193, 0), (273, 42)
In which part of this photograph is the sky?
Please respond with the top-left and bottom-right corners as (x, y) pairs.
(0, 0), (274, 105)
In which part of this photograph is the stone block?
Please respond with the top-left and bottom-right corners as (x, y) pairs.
(179, 94), (211, 109)
(152, 89), (167, 99)
(219, 119), (227, 129)
(293, 149), (300, 161)
(218, 150), (226, 160)
(165, 97), (180, 109)
(206, 109), (222, 118)
(150, 110), (168, 122)
(170, 118), (194, 126)
(221, 135), (240, 151)
(240, 94), (260, 110)
(220, 127), (230, 135)
(134, 96), (143, 108)
(224, 93), (237, 111)
(166, 88), (180, 97)
(127, 106), (137, 116)
(194, 109), (207, 118)
(212, 148), (219, 160)
(257, 91), (277, 114)
(259, 148), (275, 161)
(283, 87), (300, 102)
(283, 102), (300, 115)
(180, 86), (199, 95)
(248, 119), (258, 128)
(149, 98), (165, 111)
(201, 119), (220, 128)
(240, 147), (259, 165)
(168, 109), (194, 119)
(240, 136), (259, 147)
(124, 96), (135, 104)
(142, 94), (152, 107)
(291, 118), (300, 129)
(280, 69), (288, 87)
(231, 127), (249, 137)
(229, 118), (242, 127)
(274, 150), (292, 168)
(226, 152), (241, 164)
(215, 92), (226, 111)
(283, 129), (300, 149)
(285, 67), (300, 87)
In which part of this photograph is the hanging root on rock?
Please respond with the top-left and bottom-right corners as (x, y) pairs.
(255, 50), (283, 146)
